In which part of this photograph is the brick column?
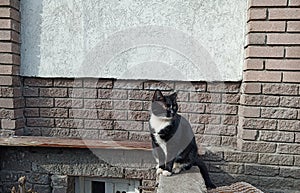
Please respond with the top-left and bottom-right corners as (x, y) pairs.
(0, 0), (24, 136)
(238, 0), (300, 157)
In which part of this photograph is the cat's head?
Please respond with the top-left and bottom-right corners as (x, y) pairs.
(151, 89), (178, 119)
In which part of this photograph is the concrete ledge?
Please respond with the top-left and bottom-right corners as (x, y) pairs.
(157, 167), (207, 193)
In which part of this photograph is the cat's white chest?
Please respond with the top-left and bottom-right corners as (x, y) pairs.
(150, 114), (171, 155)
(150, 114), (171, 133)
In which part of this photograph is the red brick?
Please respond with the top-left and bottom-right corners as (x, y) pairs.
(262, 83), (298, 95)
(204, 125), (236, 136)
(289, 0), (300, 6)
(53, 79), (82, 87)
(83, 78), (113, 88)
(244, 71), (282, 82)
(40, 88), (68, 97)
(99, 130), (128, 141)
(129, 131), (151, 142)
(55, 119), (83, 129)
(283, 72), (300, 82)
(287, 21), (300, 32)
(259, 154), (294, 165)
(241, 118), (277, 130)
(248, 21), (286, 32)
(246, 33), (266, 45)
(241, 141), (277, 153)
(128, 111), (149, 121)
(143, 81), (174, 90)
(265, 59), (300, 70)
(279, 120), (300, 131)
(23, 87), (38, 97)
(0, 0), (20, 10)
(113, 80), (143, 90)
(189, 114), (221, 124)
(296, 133), (300, 143)
(0, 65), (13, 75)
(267, 34), (300, 45)
(222, 115), (239, 125)
(70, 129), (99, 139)
(1, 118), (23, 129)
(85, 99), (113, 109)
(26, 98), (54, 107)
(40, 108), (68, 118)
(239, 106), (261, 118)
(269, 8), (300, 20)
(224, 151), (258, 163)
(249, 0), (288, 7)
(128, 90), (152, 100)
(0, 42), (19, 54)
(242, 129), (258, 140)
(205, 104), (238, 115)
(222, 94), (240, 104)
(0, 7), (19, 21)
(207, 82), (240, 93)
(248, 8), (267, 20)
(175, 82), (206, 92)
(69, 109), (98, 119)
(286, 47), (300, 58)
(280, 96), (300, 108)
(0, 87), (14, 97)
(114, 121), (143, 131)
(84, 120), (113, 130)
(24, 108), (39, 117)
(54, 98), (83, 108)
(189, 93), (221, 103)
(178, 102), (205, 113)
(221, 136), (237, 147)
(0, 53), (19, 64)
(24, 78), (53, 87)
(0, 98), (14, 108)
(27, 118), (54, 127)
(199, 135), (221, 146)
(242, 83), (261, 94)
(0, 30), (19, 42)
(243, 59), (264, 70)
(0, 76), (13, 85)
(246, 46), (284, 58)
(278, 144), (300, 154)
(98, 110), (127, 120)
(261, 107), (297, 119)
(260, 131), (294, 142)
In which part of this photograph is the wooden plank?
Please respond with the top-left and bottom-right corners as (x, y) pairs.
(0, 136), (152, 151)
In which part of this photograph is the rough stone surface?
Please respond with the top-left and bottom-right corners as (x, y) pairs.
(157, 167), (207, 193)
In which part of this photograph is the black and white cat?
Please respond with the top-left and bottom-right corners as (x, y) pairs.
(149, 89), (215, 188)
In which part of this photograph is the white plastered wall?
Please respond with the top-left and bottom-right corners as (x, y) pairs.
(20, 0), (247, 81)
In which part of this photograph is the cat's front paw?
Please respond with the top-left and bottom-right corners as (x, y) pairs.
(162, 170), (172, 176)
(156, 168), (163, 175)
(173, 167), (182, 174)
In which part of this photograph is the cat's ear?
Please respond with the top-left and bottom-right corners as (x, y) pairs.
(152, 89), (164, 102)
(170, 92), (177, 100)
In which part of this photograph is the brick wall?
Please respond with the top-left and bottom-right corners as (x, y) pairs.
(22, 78), (240, 149)
(234, 0), (300, 191)
(0, 0), (24, 136)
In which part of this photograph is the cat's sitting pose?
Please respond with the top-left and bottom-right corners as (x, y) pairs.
(149, 89), (216, 189)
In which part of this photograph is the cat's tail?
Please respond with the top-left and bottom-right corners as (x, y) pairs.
(194, 155), (216, 189)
